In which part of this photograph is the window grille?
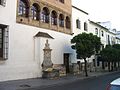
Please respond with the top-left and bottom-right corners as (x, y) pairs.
(3, 27), (9, 59)
(0, 0), (6, 6)
(0, 25), (9, 60)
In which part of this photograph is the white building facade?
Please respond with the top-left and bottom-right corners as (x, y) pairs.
(0, 0), (119, 82)
(89, 20), (116, 47)
(72, 6), (90, 63)
(72, 5), (117, 72)
(0, 0), (76, 81)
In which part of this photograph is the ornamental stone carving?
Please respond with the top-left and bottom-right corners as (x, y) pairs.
(42, 39), (53, 70)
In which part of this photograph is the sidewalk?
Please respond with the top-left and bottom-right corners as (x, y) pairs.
(0, 71), (119, 90)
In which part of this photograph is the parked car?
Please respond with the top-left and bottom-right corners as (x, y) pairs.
(106, 78), (120, 90)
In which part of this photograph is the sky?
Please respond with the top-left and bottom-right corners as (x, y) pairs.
(72, 0), (120, 30)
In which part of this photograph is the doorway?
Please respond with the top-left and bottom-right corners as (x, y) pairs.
(64, 53), (70, 73)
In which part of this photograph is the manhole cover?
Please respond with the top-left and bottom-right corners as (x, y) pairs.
(19, 84), (31, 88)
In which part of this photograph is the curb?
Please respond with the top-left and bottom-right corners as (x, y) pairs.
(15, 71), (120, 90)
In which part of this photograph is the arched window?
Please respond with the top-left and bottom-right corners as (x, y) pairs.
(84, 22), (88, 31)
(59, 14), (64, 27)
(31, 3), (40, 20)
(51, 10), (57, 25)
(41, 7), (50, 23)
(66, 16), (71, 29)
(76, 19), (80, 29)
(18, 0), (29, 17)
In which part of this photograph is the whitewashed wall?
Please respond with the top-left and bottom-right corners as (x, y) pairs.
(0, 0), (75, 81)
(72, 6), (95, 63)
(72, 6), (89, 36)
(88, 22), (108, 47)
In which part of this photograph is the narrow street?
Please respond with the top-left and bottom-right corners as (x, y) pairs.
(26, 72), (120, 90)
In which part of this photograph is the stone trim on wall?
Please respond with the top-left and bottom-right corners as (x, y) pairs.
(35, 32), (54, 39)
(16, 0), (72, 35)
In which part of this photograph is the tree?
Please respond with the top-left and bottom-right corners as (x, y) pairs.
(71, 33), (101, 76)
(100, 45), (114, 71)
(100, 45), (120, 71)
(113, 44), (120, 50)
(112, 44), (120, 69)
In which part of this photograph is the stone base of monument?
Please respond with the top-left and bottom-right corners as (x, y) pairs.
(42, 68), (59, 78)
(53, 64), (66, 77)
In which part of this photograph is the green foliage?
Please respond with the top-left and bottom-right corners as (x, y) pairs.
(71, 33), (101, 76)
(113, 44), (120, 50)
(100, 45), (114, 62)
(112, 44), (120, 62)
(71, 33), (101, 59)
(100, 44), (120, 62)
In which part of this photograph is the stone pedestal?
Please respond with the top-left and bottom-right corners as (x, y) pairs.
(42, 40), (53, 70)
(42, 40), (59, 78)
(42, 69), (59, 78)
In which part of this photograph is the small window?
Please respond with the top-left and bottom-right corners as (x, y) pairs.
(108, 35), (110, 45)
(76, 19), (81, 29)
(0, 24), (9, 60)
(84, 22), (88, 31)
(101, 31), (104, 37)
(0, 0), (1, 5)
(95, 28), (98, 35)
(0, 0), (6, 6)
(59, 0), (64, 3)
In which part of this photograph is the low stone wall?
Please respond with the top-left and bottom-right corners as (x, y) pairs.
(72, 63), (80, 75)
(53, 64), (66, 77)
(42, 69), (59, 78)
(42, 64), (67, 78)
